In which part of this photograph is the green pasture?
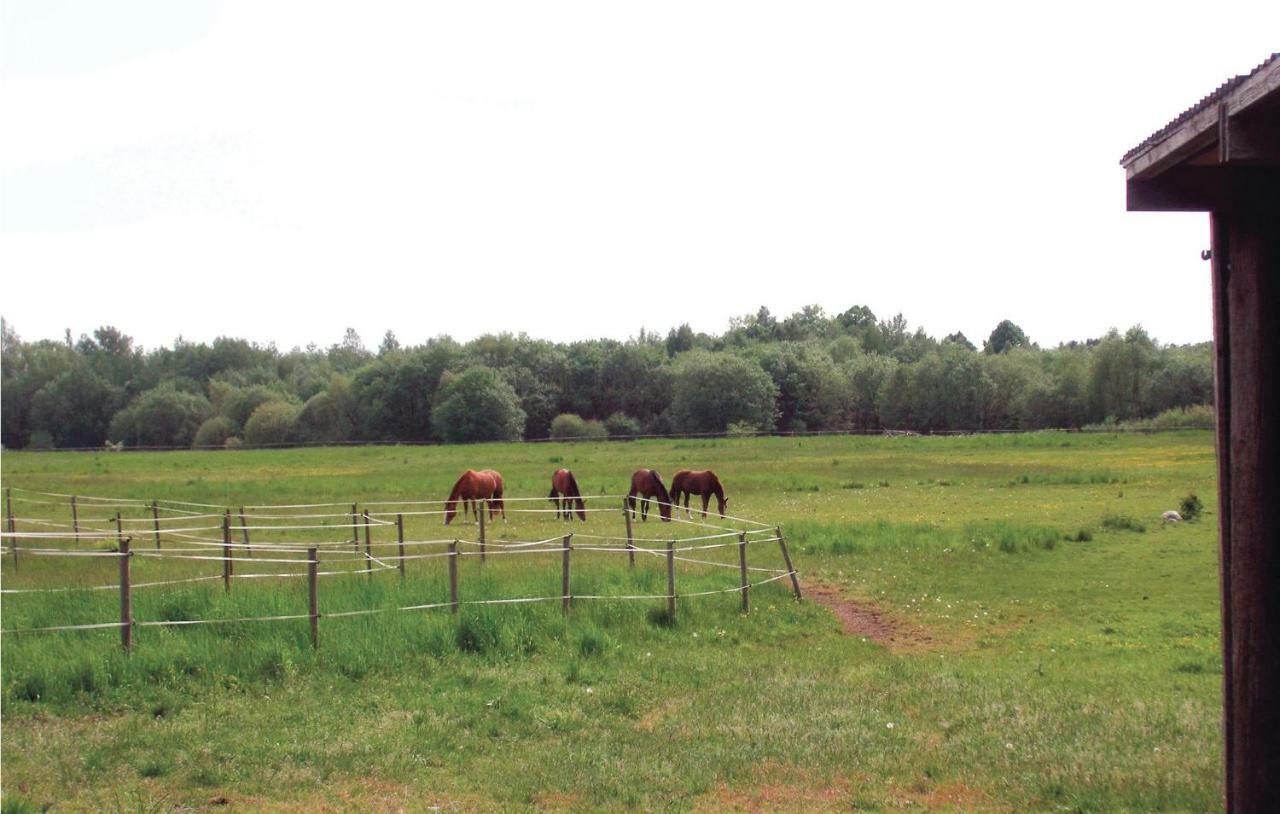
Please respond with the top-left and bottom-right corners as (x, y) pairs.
(1, 432), (1222, 812)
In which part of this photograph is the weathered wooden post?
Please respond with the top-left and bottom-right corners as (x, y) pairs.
(6, 488), (16, 571)
(448, 539), (459, 614)
(239, 507), (251, 557)
(151, 500), (161, 549)
(350, 503), (359, 552)
(307, 547), (319, 649)
(623, 496), (635, 568)
(478, 501), (487, 562)
(363, 510), (373, 579)
(738, 531), (750, 613)
(119, 536), (132, 653)
(776, 525), (801, 599)
(222, 511), (233, 592)
(396, 513), (406, 580)
(666, 540), (676, 620)
(562, 534), (572, 615)
(115, 511), (124, 551)
(72, 495), (81, 544)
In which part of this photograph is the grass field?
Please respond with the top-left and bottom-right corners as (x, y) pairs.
(0, 431), (1222, 812)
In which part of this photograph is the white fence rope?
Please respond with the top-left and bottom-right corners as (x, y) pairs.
(3, 486), (797, 640)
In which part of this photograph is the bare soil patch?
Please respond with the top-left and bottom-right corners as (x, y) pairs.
(805, 582), (935, 651)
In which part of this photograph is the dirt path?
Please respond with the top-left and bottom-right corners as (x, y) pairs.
(805, 582), (934, 650)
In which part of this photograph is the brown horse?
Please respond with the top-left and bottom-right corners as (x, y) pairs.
(670, 470), (727, 518)
(548, 468), (586, 521)
(628, 469), (672, 522)
(444, 469), (506, 525)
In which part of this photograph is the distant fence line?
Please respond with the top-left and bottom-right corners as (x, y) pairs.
(2, 423), (1216, 454)
(0, 488), (801, 651)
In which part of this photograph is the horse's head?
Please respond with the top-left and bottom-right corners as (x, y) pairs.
(658, 497), (672, 522)
(718, 496), (728, 517)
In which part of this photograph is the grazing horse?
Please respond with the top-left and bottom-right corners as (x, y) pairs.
(670, 470), (727, 518)
(443, 469), (505, 525)
(627, 469), (672, 522)
(548, 469), (586, 521)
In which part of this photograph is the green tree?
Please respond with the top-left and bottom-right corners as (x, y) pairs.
(431, 366), (526, 443)
(984, 320), (1032, 354)
(669, 351), (777, 433)
(1088, 327), (1158, 420)
(28, 362), (117, 447)
(351, 342), (458, 441)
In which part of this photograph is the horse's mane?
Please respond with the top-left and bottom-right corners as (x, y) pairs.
(649, 469), (671, 505)
(446, 471), (470, 506)
(565, 470), (581, 499)
(708, 471), (724, 499)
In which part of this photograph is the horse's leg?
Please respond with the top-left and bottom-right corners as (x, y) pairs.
(627, 490), (637, 520)
(700, 494), (709, 518)
(641, 496), (649, 521)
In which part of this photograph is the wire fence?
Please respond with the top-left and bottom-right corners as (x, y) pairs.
(1, 486), (801, 648)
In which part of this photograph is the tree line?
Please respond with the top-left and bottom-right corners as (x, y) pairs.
(0, 306), (1213, 450)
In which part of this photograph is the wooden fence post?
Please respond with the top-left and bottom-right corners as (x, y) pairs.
(115, 511), (123, 551)
(239, 507), (251, 557)
(479, 501), (487, 562)
(151, 500), (161, 549)
(6, 488), (16, 571)
(448, 539), (459, 614)
(776, 526), (801, 599)
(666, 540), (676, 620)
(308, 547), (319, 649)
(739, 532), (750, 613)
(363, 510), (373, 578)
(396, 513), (406, 580)
(72, 495), (80, 544)
(350, 503), (359, 552)
(623, 496), (635, 568)
(562, 534), (572, 615)
(119, 536), (132, 653)
(222, 511), (233, 592)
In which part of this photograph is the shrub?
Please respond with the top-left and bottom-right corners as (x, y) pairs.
(726, 421), (759, 438)
(549, 413), (606, 441)
(108, 386), (212, 447)
(1102, 514), (1146, 533)
(192, 416), (237, 448)
(296, 389), (354, 444)
(1180, 493), (1204, 521)
(242, 401), (300, 446)
(604, 412), (642, 438)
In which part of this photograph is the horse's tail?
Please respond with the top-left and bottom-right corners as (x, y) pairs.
(490, 472), (505, 517)
(566, 471), (585, 520)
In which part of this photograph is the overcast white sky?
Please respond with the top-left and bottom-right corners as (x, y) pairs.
(2, 2), (1276, 352)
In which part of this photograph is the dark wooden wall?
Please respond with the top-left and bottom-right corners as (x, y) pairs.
(1211, 177), (1280, 813)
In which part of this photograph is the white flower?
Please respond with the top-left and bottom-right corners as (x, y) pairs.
(886, 722), (895, 729)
